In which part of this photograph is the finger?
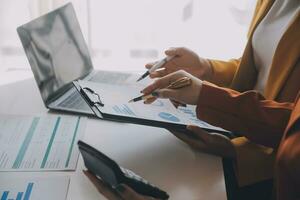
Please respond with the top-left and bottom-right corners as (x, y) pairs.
(83, 170), (119, 200)
(145, 61), (158, 69)
(142, 71), (185, 94)
(84, 170), (103, 188)
(187, 125), (231, 144)
(156, 88), (179, 100)
(115, 184), (146, 200)
(170, 99), (186, 107)
(172, 131), (225, 155)
(171, 131), (206, 149)
(144, 97), (157, 104)
(141, 77), (172, 94)
(187, 125), (212, 142)
(170, 99), (180, 108)
(149, 69), (168, 78)
(165, 47), (186, 56)
(162, 60), (178, 70)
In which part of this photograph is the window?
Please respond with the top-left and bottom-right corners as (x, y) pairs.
(0, 0), (88, 72)
(0, 0), (30, 70)
(0, 0), (255, 74)
(89, 0), (256, 72)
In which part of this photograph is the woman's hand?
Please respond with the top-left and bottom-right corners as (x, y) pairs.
(142, 70), (202, 105)
(172, 125), (236, 158)
(145, 47), (212, 80)
(83, 170), (158, 200)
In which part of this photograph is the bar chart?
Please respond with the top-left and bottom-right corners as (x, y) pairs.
(178, 106), (229, 133)
(178, 107), (197, 118)
(112, 104), (136, 116)
(0, 176), (69, 200)
(1, 182), (33, 200)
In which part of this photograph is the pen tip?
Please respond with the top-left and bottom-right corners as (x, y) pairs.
(137, 71), (149, 82)
(128, 100), (133, 103)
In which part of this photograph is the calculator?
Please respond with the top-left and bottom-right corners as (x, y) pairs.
(78, 140), (169, 200)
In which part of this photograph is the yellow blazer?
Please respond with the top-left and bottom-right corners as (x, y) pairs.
(208, 0), (300, 186)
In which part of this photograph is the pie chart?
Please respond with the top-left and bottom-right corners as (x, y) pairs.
(158, 112), (180, 122)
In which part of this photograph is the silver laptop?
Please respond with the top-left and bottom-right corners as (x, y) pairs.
(17, 3), (139, 115)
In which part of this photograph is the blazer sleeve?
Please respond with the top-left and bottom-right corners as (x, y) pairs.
(276, 129), (300, 200)
(276, 93), (300, 199)
(207, 59), (240, 87)
(195, 81), (294, 186)
(196, 81), (294, 148)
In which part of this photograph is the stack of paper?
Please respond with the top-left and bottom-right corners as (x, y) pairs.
(0, 115), (86, 171)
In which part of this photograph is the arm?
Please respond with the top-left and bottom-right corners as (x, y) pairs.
(194, 81), (294, 186)
(196, 81), (294, 148)
(276, 94), (300, 200)
(207, 59), (240, 87)
(276, 128), (300, 200)
(145, 47), (241, 87)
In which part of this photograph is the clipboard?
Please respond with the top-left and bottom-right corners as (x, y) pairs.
(73, 80), (235, 138)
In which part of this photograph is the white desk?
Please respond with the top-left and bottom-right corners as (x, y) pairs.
(0, 77), (227, 200)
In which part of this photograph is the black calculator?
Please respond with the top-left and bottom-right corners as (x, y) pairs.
(78, 140), (169, 200)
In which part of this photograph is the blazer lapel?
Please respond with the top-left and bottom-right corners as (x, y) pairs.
(265, 12), (300, 99)
(231, 0), (274, 92)
(248, 0), (275, 38)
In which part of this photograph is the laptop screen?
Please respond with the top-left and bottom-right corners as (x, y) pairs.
(17, 3), (93, 104)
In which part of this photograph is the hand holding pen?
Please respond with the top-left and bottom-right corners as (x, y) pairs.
(129, 76), (192, 103)
(137, 55), (176, 82)
(132, 70), (203, 105)
(144, 47), (213, 80)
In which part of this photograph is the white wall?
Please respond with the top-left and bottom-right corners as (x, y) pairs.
(0, 0), (256, 74)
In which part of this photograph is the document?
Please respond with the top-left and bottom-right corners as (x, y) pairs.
(0, 115), (86, 171)
(0, 176), (69, 200)
(76, 81), (230, 135)
(177, 105), (228, 133)
(78, 81), (191, 125)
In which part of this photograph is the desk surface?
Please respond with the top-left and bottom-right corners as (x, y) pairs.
(0, 76), (227, 200)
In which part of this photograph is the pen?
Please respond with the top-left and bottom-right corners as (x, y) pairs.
(129, 77), (192, 103)
(136, 55), (175, 82)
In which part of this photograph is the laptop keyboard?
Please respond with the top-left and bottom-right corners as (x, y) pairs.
(57, 90), (90, 111)
(57, 71), (133, 112)
(89, 71), (132, 84)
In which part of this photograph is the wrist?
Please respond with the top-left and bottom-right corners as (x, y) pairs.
(200, 58), (213, 81)
(193, 79), (203, 105)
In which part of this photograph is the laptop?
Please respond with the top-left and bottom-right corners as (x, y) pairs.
(17, 3), (139, 115)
